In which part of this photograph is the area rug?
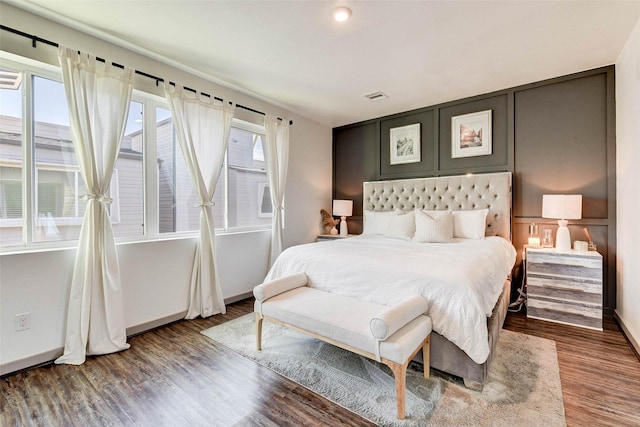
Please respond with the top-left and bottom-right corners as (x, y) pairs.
(202, 314), (566, 426)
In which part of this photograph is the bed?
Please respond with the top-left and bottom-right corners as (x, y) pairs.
(266, 172), (516, 389)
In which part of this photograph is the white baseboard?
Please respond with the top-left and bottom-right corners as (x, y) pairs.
(0, 310), (188, 377)
(614, 310), (640, 358)
(225, 291), (253, 304)
(126, 311), (187, 337)
(0, 348), (63, 377)
(1, 295), (254, 377)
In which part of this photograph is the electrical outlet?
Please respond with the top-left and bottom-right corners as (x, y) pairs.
(15, 313), (31, 331)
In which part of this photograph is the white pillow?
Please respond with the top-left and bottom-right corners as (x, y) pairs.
(363, 210), (395, 235)
(384, 210), (416, 241)
(452, 209), (489, 239)
(414, 209), (453, 243)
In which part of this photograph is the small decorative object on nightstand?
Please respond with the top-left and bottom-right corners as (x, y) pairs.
(528, 222), (540, 246)
(542, 228), (554, 247)
(583, 227), (597, 252)
(320, 208), (339, 235)
(526, 247), (602, 330)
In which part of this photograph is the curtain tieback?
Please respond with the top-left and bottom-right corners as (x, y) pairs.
(195, 201), (215, 208)
(81, 193), (113, 204)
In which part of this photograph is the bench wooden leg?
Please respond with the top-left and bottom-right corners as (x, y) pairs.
(388, 361), (408, 419)
(423, 335), (430, 379)
(255, 313), (263, 351)
(386, 334), (431, 419)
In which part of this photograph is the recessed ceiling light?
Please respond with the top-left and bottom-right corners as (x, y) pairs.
(332, 6), (352, 22)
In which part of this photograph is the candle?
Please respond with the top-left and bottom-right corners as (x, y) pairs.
(528, 236), (541, 246)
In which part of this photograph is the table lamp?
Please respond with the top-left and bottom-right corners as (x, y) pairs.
(332, 200), (353, 236)
(542, 194), (582, 251)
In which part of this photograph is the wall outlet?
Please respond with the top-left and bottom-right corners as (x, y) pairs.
(15, 313), (31, 331)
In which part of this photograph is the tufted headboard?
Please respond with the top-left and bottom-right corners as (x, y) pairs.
(363, 172), (512, 240)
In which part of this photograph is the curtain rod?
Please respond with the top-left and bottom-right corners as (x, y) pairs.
(0, 24), (292, 125)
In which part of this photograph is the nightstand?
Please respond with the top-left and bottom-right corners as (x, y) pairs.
(525, 247), (602, 330)
(316, 234), (355, 242)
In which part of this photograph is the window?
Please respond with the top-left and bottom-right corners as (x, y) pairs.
(30, 76), (144, 242)
(0, 54), (273, 251)
(112, 101), (144, 237)
(32, 76), (81, 242)
(0, 67), (24, 247)
(227, 125), (271, 229)
(0, 59), (145, 248)
(156, 114), (270, 232)
(156, 107), (224, 233)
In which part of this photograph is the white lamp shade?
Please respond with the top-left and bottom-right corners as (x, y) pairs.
(542, 195), (582, 220)
(332, 199), (353, 217)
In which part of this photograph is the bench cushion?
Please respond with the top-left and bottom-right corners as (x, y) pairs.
(256, 287), (431, 364)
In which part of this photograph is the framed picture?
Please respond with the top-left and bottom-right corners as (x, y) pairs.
(451, 110), (492, 158)
(390, 123), (421, 165)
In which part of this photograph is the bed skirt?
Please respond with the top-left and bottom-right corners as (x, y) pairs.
(416, 278), (511, 390)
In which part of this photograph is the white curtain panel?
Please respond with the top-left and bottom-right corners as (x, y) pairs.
(164, 83), (235, 319)
(264, 115), (290, 266)
(55, 47), (133, 365)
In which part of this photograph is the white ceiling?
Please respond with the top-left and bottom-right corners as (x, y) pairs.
(7, 0), (640, 128)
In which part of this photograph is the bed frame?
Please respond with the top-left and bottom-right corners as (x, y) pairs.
(362, 172), (513, 390)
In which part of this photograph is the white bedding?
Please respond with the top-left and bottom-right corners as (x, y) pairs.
(265, 235), (516, 364)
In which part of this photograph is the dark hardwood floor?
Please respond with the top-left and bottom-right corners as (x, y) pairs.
(2, 299), (639, 426)
(504, 309), (640, 427)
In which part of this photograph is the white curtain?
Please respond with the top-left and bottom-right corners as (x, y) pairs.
(55, 47), (133, 365)
(264, 115), (290, 266)
(164, 83), (235, 319)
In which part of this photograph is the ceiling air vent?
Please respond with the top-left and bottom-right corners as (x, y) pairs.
(364, 91), (388, 101)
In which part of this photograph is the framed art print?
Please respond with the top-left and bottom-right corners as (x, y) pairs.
(390, 123), (421, 165)
(451, 110), (492, 158)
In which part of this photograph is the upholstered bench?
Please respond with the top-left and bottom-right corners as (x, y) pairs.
(253, 273), (432, 419)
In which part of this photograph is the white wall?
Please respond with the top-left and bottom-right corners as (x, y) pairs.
(615, 16), (640, 351)
(0, 4), (332, 374)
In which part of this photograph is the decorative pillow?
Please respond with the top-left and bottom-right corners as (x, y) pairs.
(414, 209), (454, 243)
(370, 295), (429, 340)
(452, 209), (489, 239)
(384, 210), (416, 241)
(363, 210), (395, 235)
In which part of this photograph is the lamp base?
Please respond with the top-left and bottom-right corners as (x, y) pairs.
(340, 216), (348, 236)
(555, 219), (571, 251)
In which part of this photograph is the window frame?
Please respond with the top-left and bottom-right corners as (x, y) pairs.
(0, 54), (273, 254)
(223, 119), (273, 232)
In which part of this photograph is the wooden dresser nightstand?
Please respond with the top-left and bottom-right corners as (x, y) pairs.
(525, 247), (602, 330)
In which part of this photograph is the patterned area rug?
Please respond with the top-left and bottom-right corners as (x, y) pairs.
(202, 314), (566, 427)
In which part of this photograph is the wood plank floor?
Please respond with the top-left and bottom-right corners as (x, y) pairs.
(1, 299), (639, 427)
(504, 310), (640, 427)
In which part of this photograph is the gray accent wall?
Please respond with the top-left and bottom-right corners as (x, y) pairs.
(332, 66), (616, 314)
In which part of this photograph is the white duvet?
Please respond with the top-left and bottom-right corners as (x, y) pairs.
(265, 235), (516, 364)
